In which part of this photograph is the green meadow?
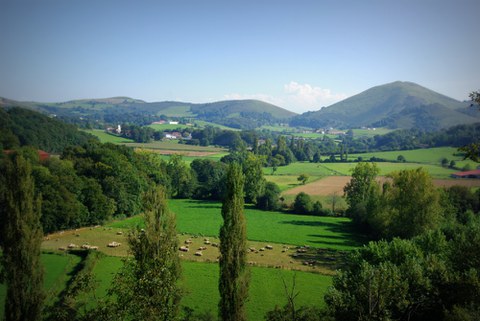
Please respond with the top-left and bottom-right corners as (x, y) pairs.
(123, 140), (227, 153)
(90, 257), (331, 321)
(0, 253), (82, 318)
(108, 199), (364, 251)
(264, 161), (457, 179)
(84, 129), (134, 143)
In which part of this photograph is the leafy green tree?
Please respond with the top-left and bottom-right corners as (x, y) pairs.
(0, 154), (44, 321)
(293, 192), (313, 214)
(109, 185), (182, 321)
(297, 173), (309, 185)
(167, 154), (193, 198)
(326, 237), (447, 321)
(243, 153), (266, 204)
(343, 162), (380, 228)
(256, 182), (281, 211)
(219, 163), (250, 321)
(384, 168), (442, 239)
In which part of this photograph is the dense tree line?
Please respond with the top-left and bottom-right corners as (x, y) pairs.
(0, 107), (95, 153)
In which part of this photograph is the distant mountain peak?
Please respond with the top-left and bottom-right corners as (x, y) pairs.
(290, 81), (477, 130)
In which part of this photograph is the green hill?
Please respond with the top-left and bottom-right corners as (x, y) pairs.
(0, 107), (95, 153)
(290, 81), (479, 130)
(0, 97), (296, 130)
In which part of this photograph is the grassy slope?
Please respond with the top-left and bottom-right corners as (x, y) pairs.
(83, 129), (134, 143)
(0, 253), (82, 318)
(109, 199), (364, 251)
(91, 257), (330, 321)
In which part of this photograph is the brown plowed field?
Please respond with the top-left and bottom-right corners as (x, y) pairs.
(283, 176), (480, 196)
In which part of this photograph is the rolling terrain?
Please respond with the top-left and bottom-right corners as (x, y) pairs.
(290, 81), (478, 130)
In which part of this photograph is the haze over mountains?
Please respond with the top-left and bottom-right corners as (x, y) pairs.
(1, 81), (478, 131)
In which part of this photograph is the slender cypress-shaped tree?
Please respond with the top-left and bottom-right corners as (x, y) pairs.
(110, 185), (181, 321)
(0, 153), (44, 321)
(219, 163), (250, 321)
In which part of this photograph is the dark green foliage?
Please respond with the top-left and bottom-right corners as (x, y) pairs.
(0, 107), (94, 153)
(191, 158), (227, 200)
(219, 163), (250, 321)
(293, 192), (313, 215)
(109, 185), (182, 320)
(326, 222), (480, 321)
(167, 154), (193, 198)
(256, 182), (281, 211)
(0, 154), (44, 321)
(343, 162), (380, 230)
(265, 305), (331, 321)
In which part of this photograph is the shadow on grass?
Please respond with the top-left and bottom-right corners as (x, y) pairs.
(280, 219), (367, 248)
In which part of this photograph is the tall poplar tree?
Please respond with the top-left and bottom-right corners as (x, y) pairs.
(110, 185), (181, 321)
(0, 153), (44, 321)
(219, 163), (250, 321)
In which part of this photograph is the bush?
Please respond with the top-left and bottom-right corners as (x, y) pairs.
(293, 192), (313, 214)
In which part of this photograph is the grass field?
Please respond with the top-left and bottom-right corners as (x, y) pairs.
(124, 140), (226, 153)
(0, 252), (82, 318)
(147, 123), (192, 130)
(84, 129), (134, 143)
(107, 199), (364, 251)
(265, 175), (322, 191)
(266, 161), (457, 179)
(90, 257), (331, 321)
(351, 128), (393, 137)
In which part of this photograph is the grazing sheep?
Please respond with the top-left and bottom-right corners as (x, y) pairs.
(194, 251), (203, 256)
(266, 245), (273, 250)
(198, 246), (207, 251)
(184, 239), (193, 244)
(259, 248), (265, 251)
(179, 246), (189, 252)
(204, 240), (211, 245)
(89, 246), (99, 250)
(211, 243), (219, 247)
(67, 243), (77, 249)
(249, 247), (256, 252)
(58, 247), (66, 251)
(107, 241), (121, 247)
(116, 231), (123, 235)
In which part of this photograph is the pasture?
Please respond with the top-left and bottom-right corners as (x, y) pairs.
(84, 129), (134, 143)
(266, 161), (457, 179)
(108, 199), (364, 251)
(89, 257), (331, 321)
(0, 253), (82, 318)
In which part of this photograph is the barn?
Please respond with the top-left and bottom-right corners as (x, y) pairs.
(451, 169), (480, 179)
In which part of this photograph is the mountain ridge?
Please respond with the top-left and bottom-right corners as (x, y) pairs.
(290, 81), (477, 130)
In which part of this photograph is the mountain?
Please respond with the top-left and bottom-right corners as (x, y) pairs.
(0, 97), (296, 130)
(290, 81), (479, 130)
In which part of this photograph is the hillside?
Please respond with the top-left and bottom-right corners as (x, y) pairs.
(0, 107), (95, 153)
(0, 97), (296, 130)
(290, 81), (479, 130)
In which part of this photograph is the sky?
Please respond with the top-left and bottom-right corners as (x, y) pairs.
(0, 0), (479, 114)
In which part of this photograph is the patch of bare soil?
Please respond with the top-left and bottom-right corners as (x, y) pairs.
(283, 176), (350, 196)
(283, 176), (480, 197)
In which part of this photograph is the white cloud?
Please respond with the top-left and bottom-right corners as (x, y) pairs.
(283, 81), (347, 112)
(224, 82), (347, 114)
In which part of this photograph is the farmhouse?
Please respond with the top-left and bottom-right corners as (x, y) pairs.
(451, 169), (480, 179)
(3, 149), (50, 161)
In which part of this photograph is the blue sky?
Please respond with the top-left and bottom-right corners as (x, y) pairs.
(1, 0), (479, 113)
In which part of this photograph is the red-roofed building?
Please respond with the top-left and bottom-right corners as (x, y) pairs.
(3, 149), (50, 161)
(451, 169), (480, 179)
